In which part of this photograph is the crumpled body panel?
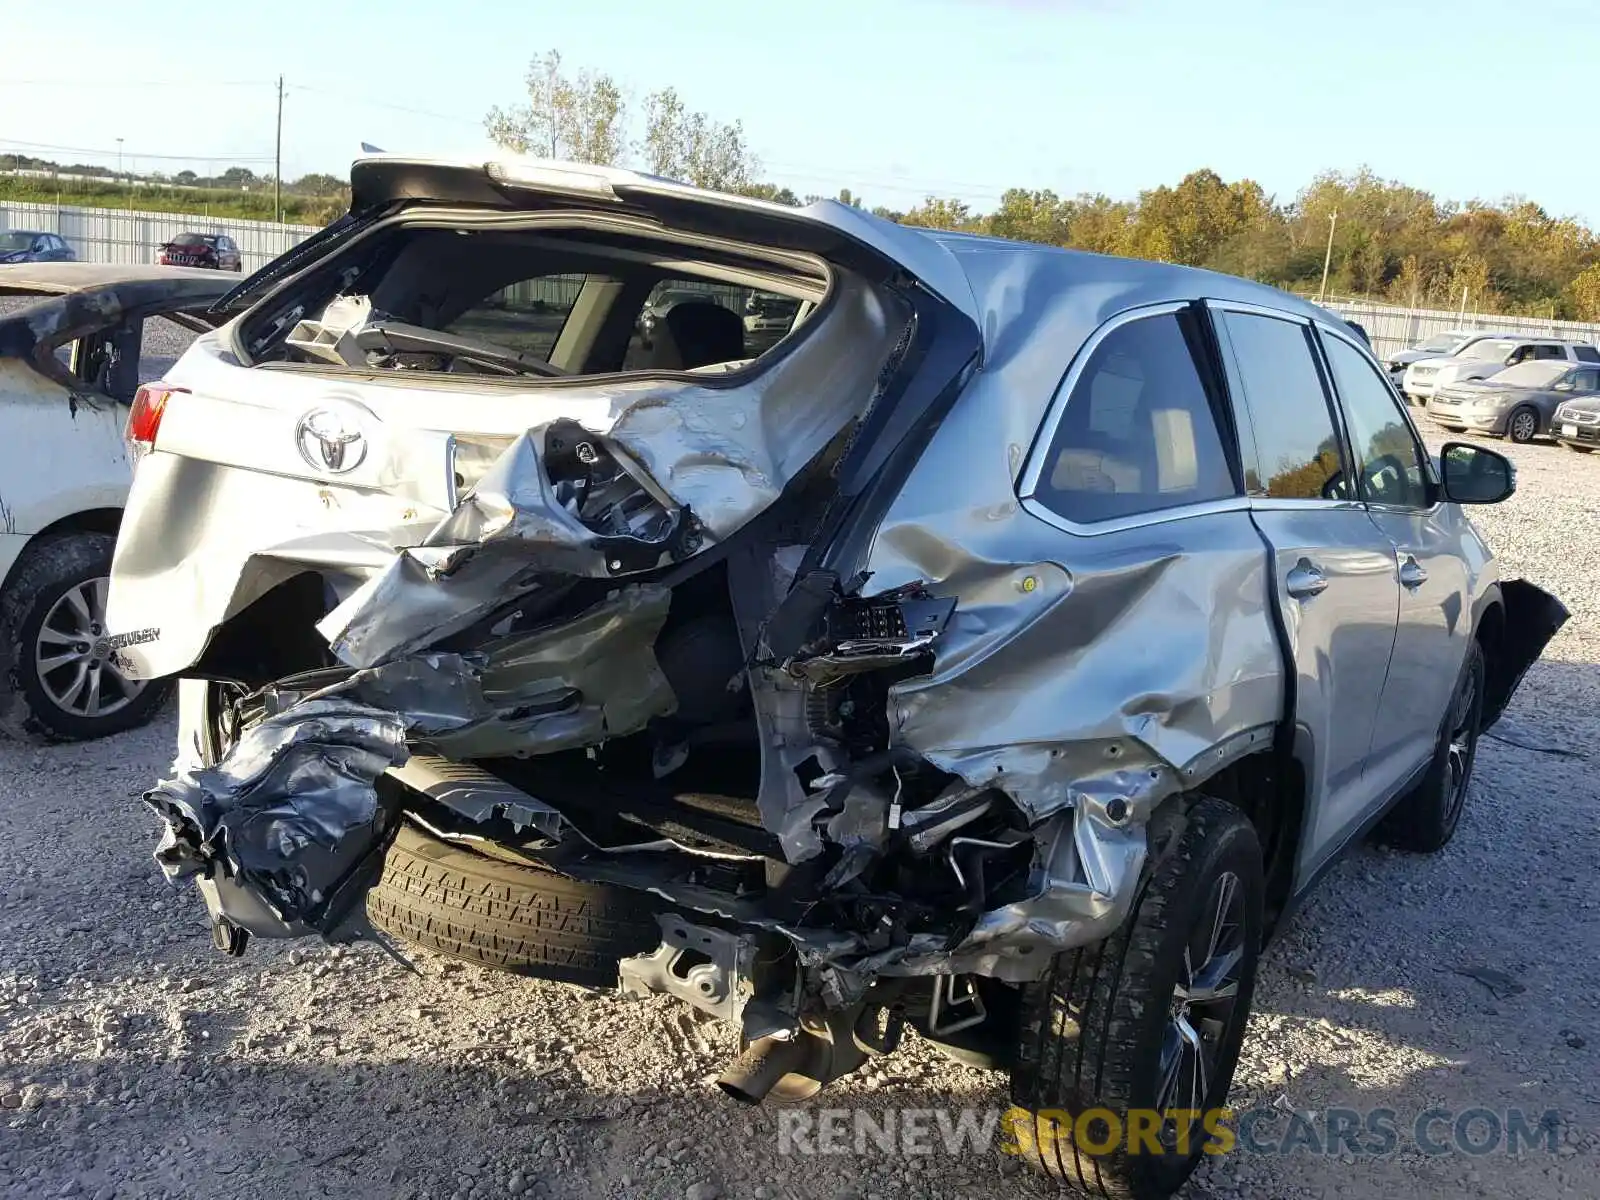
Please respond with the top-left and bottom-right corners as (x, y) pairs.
(108, 266), (905, 679)
(122, 199), (1560, 1014)
(146, 699), (408, 935)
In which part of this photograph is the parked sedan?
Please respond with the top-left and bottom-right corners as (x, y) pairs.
(0, 230), (76, 264)
(105, 154), (1567, 1200)
(1553, 394), (1600, 451)
(156, 232), (242, 271)
(1427, 360), (1600, 442)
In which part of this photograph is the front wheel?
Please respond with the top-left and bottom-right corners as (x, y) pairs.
(1009, 797), (1264, 1199)
(0, 532), (170, 742)
(1507, 406), (1539, 444)
(1376, 641), (1484, 853)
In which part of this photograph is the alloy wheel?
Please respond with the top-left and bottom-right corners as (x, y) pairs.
(33, 577), (146, 720)
(1510, 410), (1537, 442)
(1157, 870), (1245, 1149)
(1441, 666), (1479, 826)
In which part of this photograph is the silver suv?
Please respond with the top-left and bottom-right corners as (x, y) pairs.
(106, 157), (1566, 1199)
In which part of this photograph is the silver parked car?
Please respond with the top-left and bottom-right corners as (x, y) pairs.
(1428, 359), (1600, 442)
(105, 157), (1566, 1199)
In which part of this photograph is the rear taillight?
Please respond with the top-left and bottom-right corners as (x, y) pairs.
(126, 383), (186, 467)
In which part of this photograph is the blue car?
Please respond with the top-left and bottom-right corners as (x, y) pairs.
(0, 230), (77, 264)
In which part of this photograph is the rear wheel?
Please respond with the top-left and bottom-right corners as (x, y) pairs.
(1009, 797), (1263, 1199)
(0, 532), (169, 742)
(1507, 406), (1539, 443)
(1376, 641), (1484, 853)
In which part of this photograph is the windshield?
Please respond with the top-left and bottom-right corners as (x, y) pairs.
(0, 232), (38, 251)
(1459, 340), (1518, 362)
(1486, 361), (1568, 388)
(171, 233), (212, 248)
(1419, 333), (1470, 353)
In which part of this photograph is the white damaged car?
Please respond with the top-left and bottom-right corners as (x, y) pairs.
(107, 156), (1565, 1198)
(0, 264), (227, 740)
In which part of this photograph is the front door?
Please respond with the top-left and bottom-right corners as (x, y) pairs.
(1317, 328), (1468, 791)
(1212, 306), (1403, 877)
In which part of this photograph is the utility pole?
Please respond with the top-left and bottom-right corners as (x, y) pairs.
(1317, 208), (1338, 302)
(274, 75), (284, 223)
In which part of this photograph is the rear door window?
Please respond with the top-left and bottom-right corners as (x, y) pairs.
(1530, 344), (1566, 361)
(1033, 307), (1238, 524)
(442, 273), (586, 361)
(1220, 311), (1349, 500)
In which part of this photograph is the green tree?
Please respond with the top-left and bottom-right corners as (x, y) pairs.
(641, 87), (758, 190)
(1566, 264), (1600, 321)
(291, 172), (347, 197)
(987, 188), (1071, 245)
(737, 182), (801, 206)
(485, 50), (628, 165)
(899, 196), (981, 232)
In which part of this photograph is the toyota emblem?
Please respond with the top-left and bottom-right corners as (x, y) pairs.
(295, 404), (369, 474)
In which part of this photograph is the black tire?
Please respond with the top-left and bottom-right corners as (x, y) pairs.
(0, 532), (170, 743)
(367, 821), (670, 986)
(1009, 797), (1263, 1200)
(1506, 406), (1539, 444)
(1376, 641), (1485, 853)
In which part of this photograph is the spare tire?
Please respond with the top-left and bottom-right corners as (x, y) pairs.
(367, 821), (670, 986)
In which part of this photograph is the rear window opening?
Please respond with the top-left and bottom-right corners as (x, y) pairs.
(240, 218), (829, 384)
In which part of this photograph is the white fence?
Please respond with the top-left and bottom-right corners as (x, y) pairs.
(0, 201), (316, 273)
(1316, 298), (1600, 363)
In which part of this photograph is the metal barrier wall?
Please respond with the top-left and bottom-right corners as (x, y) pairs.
(1317, 298), (1600, 363)
(0, 201), (316, 273)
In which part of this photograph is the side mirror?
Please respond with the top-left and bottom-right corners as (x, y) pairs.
(1554, 379), (1574, 391)
(1440, 441), (1515, 505)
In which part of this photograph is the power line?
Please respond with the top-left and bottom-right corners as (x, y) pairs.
(289, 84), (483, 127)
(0, 138), (276, 164)
(0, 78), (275, 88)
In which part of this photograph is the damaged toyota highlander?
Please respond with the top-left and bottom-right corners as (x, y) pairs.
(106, 155), (1566, 1198)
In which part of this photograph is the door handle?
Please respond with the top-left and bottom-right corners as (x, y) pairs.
(1286, 558), (1329, 599)
(1399, 556), (1428, 589)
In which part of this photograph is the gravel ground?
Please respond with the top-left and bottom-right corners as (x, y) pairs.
(1, 427), (1597, 1200)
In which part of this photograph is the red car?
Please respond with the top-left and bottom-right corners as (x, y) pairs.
(156, 232), (242, 271)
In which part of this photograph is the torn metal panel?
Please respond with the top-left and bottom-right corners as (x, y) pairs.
(111, 267), (907, 681)
(145, 699), (408, 934)
(860, 341), (1285, 822)
(389, 755), (566, 839)
(430, 584), (675, 757)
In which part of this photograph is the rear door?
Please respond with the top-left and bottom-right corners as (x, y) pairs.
(1211, 304), (1402, 877)
(1315, 325), (1465, 796)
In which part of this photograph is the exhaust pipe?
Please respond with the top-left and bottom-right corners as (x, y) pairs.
(716, 1034), (813, 1105)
